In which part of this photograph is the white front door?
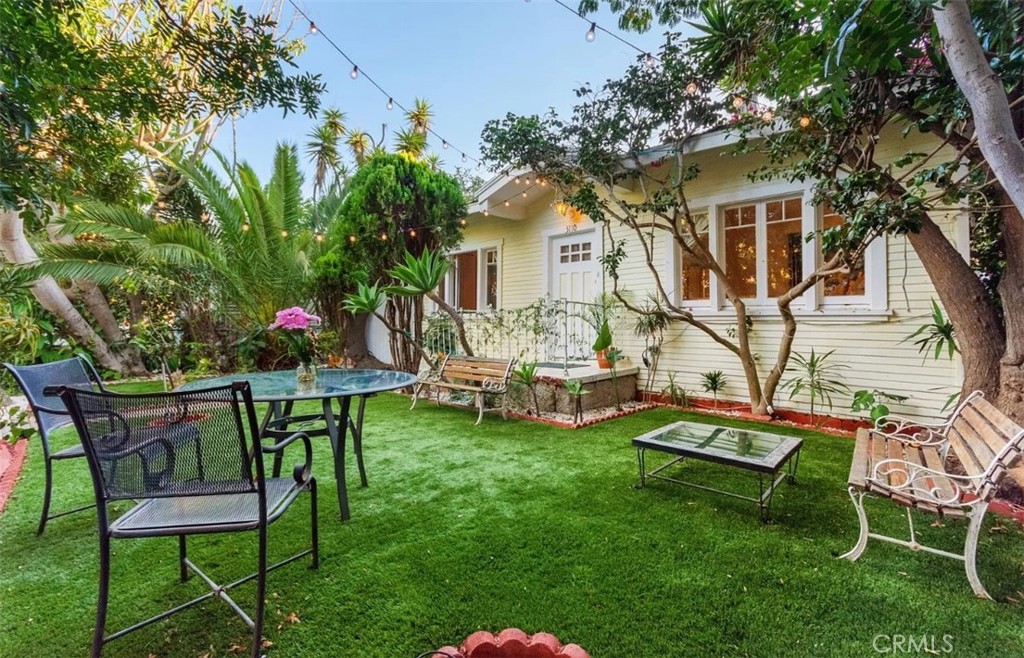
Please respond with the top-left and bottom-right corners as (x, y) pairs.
(548, 231), (601, 359)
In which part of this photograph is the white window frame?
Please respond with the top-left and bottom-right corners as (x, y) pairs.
(667, 181), (888, 318)
(441, 241), (503, 311)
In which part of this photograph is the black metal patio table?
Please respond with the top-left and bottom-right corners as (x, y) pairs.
(632, 420), (803, 522)
(180, 368), (417, 521)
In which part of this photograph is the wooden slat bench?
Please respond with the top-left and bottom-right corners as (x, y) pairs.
(842, 391), (1024, 598)
(410, 355), (516, 425)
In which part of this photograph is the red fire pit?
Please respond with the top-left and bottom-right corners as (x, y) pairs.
(429, 629), (589, 658)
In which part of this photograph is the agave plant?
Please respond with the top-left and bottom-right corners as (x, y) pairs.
(386, 249), (474, 356)
(513, 360), (541, 415)
(343, 281), (436, 368)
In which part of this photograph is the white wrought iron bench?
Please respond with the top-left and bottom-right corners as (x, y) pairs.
(410, 355), (516, 425)
(842, 391), (1024, 598)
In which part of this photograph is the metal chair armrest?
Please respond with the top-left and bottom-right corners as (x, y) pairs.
(262, 431), (313, 484)
(869, 458), (986, 507)
(872, 415), (949, 447)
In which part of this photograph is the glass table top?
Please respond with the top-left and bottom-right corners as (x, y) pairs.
(632, 420), (802, 471)
(178, 368), (418, 401)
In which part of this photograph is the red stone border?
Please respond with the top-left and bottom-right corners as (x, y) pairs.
(431, 629), (589, 658)
(504, 403), (659, 429)
(0, 439), (28, 515)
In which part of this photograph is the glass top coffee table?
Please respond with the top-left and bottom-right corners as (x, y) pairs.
(632, 420), (803, 522)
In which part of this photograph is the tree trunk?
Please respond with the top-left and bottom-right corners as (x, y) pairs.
(904, 214), (1005, 399)
(76, 281), (148, 375)
(426, 291), (474, 356)
(933, 0), (1024, 222)
(0, 209), (127, 372)
(997, 204), (1024, 422)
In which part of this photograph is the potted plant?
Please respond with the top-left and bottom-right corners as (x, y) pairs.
(592, 319), (613, 369)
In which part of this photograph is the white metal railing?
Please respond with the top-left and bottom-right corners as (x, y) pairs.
(423, 298), (601, 367)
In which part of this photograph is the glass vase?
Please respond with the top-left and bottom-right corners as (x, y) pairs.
(296, 363), (318, 393)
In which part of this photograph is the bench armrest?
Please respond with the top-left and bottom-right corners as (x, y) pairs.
(873, 415), (949, 447)
(481, 376), (508, 392)
(262, 431), (313, 484)
(869, 458), (986, 507)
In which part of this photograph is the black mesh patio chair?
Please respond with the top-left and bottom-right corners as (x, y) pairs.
(3, 355), (106, 534)
(50, 381), (319, 658)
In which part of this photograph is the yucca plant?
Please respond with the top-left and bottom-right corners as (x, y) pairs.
(783, 348), (849, 425)
(386, 248), (474, 356)
(902, 299), (957, 361)
(700, 370), (727, 406)
(564, 379), (591, 425)
(513, 360), (541, 415)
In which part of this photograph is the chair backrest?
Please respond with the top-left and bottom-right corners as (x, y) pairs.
(52, 382), (265, 503)
(440, 356), (516, 385)
(945, 393), (1024, 499)
(3, 356), (104, 439)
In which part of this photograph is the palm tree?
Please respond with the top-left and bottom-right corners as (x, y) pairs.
(346, 130), (372, 165)
(37, 144), (319, 329)
(305, 108), (347, 198)
(424, 153), (444, 171)
(394, 128), (427, 160)
(405, 97), (433, 135)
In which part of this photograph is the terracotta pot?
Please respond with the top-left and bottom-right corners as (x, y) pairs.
(595, 349), (611, 369)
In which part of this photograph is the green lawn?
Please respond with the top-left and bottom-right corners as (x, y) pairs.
(1, 390), (1023, 657)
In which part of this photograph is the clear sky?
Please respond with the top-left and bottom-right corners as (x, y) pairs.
(214, 0), (699, 188)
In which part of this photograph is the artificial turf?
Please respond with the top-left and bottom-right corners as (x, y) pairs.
(1, 387), (1023, 657)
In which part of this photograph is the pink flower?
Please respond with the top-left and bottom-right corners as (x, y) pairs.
(268, 307), (321, 331)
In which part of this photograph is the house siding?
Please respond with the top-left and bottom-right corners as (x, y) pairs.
(459, 130), (963, 421)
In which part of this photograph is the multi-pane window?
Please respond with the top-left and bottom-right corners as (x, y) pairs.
(766, 197), (804, 297)
(822, 204), (866, 298)
(559, 240), (592, 263)
(723, 203), (758, 297)
(680, 213), (710, 301)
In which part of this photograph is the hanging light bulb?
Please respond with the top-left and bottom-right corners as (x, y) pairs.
(522, 191), (527, 198)
(348, 235), (357, 243)
(460, 218), (467, 226)
(462, 153), (468, 163)
(799, 115), (812, 128)
(484, 209), (490, 217)
(380, 232), (388, 241)
(585, 22), (597, 42)
(761, 110), (774, 123)
(732, 95), (745, 109)
(386, 97), (394, 110)
(540, 178), (547, 186)
(309, 21), (318, 34)
(525, 177), (532, 185)
(504, 200), (510, 207)
(409, 229), (417, 237)
(686, 81), (699, 95)
(515, 176), (521, 184)
(645, 53), (655, 69)
(200, 212), (210, 222)
(442, 140), (449, 150)
(241, 222), (250, 232)
(350, 65), (359, 80)
(315, 233), (324, 242)
(280, 229), (289, 238)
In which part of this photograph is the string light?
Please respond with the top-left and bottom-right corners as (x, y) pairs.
(686, 82), (699, 95)
(288, 0), (481, 165)
(761, 110), (774, 123)
(585, 22), (597, 42)
(309, 21), (318, 34)
(515, 176), (521, 184)
(442, 140), (449, 150)
(242, 222), (250, 232)
(732, 96), (746, 109)
(462, 153), (467, 162)
(645, 53), (655, 68)
(280, 229), (289, 238)
(460, 218), (467, 226)
(522, 191), (527, 198)
(504, 200), (510, 207)
(380, 232), (388, 241)
(484, 209), (489, 216)
(315, 233), (324, 242)
(200, 212), (210, 222)
(349, 235), (357, 243)
(799, 116), (812, 128)
(409, 229), (417, 237)
(548, 0), (659, 64)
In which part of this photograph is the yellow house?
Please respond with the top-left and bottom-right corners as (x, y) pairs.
(422, 127), (965, 422)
